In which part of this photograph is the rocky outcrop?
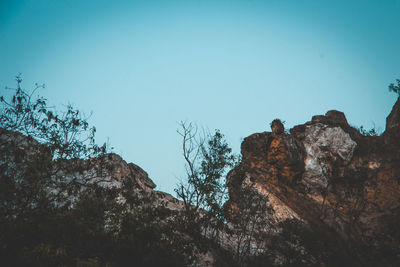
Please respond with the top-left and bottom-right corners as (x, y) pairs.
(226, 97), (400, 266)
(386, 96), (400, 131)
(97, 153), (156, 193)
(0, 127), (181, 212)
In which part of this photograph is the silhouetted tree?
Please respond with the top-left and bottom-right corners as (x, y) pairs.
(389, 78), (400, 95)
(175, 121), (237, 241)
(227, 186), (274, 266)
(0, 76), (195, 266)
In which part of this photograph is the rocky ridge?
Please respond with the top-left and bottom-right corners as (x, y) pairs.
(226, 97), (400, 266)
(2, 96), (399, 266)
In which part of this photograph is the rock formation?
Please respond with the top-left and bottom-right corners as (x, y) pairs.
(227, 97), (400, 266)
(2, 96), (399, 266)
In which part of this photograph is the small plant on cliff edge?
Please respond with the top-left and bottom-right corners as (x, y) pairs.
(389, 78), (400, 95)
(357, 125), (380, 136)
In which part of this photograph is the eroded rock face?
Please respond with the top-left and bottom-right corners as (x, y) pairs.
(100, 153), (156, 193)
(303, 124), (357, 193)
(386, 96), (400, 130)
(0, 128), (180, 211)
(227, 100), (400, 266)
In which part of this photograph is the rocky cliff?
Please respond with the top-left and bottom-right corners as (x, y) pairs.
(226, 96), (400, 266)
(0, 127), (182, 212)
(2, 95), (400, 266)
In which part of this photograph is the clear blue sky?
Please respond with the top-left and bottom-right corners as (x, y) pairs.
(1, 0), (399, 194)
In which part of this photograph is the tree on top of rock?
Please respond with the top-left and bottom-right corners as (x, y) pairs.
(389, 79), (400, 95)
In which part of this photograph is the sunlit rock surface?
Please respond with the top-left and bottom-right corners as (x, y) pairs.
(303, 124), (357, 193)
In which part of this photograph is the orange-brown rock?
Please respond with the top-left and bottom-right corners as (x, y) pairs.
(227, 97), (400, 266)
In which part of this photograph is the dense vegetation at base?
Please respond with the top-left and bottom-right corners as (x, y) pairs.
(2, 76), (399, 266)
(0, 77), (275, 266)
(0, 77), (194, 266)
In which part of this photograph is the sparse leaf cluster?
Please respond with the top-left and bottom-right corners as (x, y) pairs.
(389, 79), (400, 95)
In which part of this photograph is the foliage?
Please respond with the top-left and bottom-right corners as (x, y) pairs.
(114, 205), (195, 267)
(389, 78), (400, 95)
(0, 75), (105, 160)
(174, 121), (280, 266)
(0, 76), (195, 266)
(227, 186), (274, 266)
(0, 75), (111, 212)
(175, 121), (238, 239)
(357, 125), (380, 136)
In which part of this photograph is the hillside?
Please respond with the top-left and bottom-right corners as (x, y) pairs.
(1, 96), (399, 266)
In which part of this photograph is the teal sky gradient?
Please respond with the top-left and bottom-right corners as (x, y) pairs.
(1, 0), (399, 194)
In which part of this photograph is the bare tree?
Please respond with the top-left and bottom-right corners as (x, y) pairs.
(175, 121), (237, 240)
